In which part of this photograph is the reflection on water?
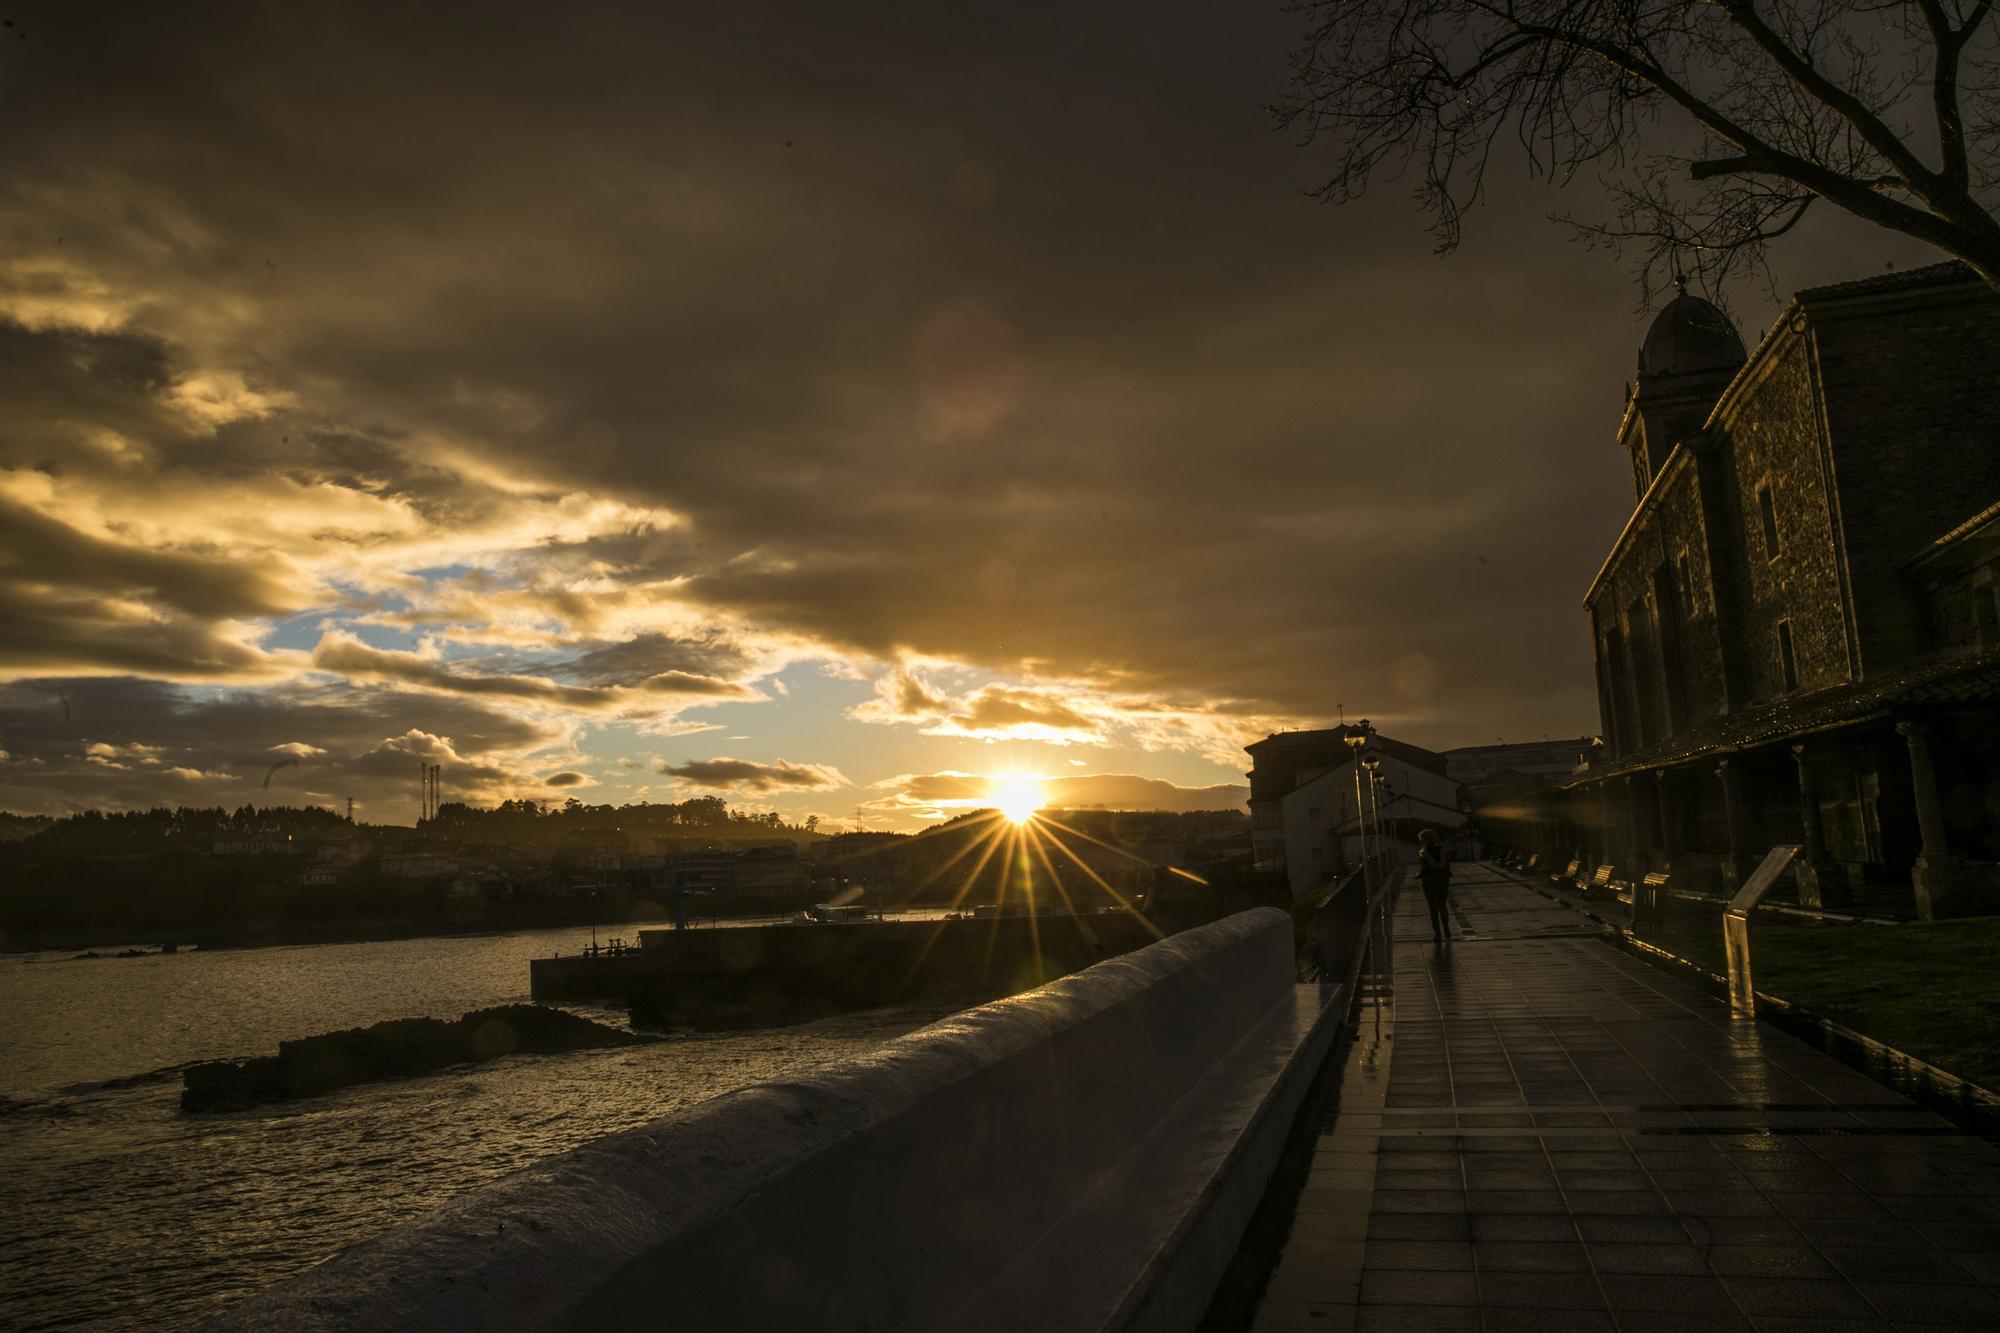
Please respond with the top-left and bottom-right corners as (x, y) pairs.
(0, 926), (960, 1330)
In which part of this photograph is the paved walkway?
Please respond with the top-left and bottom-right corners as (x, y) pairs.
(1245, 863), (2000, 1332)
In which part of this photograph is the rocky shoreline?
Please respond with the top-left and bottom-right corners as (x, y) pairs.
(181, 1004), (650, 1112)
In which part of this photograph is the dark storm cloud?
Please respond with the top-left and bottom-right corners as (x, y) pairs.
(308, 633), (753, 712)
(0, 676), (565, 816)
(659, 757), (848, 793)
(0, 0), (1940, 794)
(554, 633), (753, 688)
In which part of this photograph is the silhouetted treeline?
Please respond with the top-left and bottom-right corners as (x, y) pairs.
(427, 795), (818, 847)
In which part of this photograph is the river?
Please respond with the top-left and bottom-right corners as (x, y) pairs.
(0, 922), (962, 1330)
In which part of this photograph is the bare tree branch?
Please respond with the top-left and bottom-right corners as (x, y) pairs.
(1275, 0), (2000, 295)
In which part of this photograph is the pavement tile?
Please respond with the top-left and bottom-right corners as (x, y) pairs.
(1361, 1240), (1473, 1271)
(1584, 1242), (1710, 1275)
(1618, 1316), (1753, 1333)
(1819, 1247), (1981, 1286)
(1472, 1241), (1591, 1272)
(1367, 1213), (1470, 1241)
(1597, 1272), (1740, 1313)
(1373, 1167), (1462, 1191)
(1703, 1245), (1841, 1279)
(1468, 1213), (1576, 1242)
(1479, 1310), (1616, 1333)
(1667, 1190), (1783, 1217)
(1358, 1269), (1478, 1306)
(1371, 1189), (1465, 1215)
(1352, 1306), (1478, 1332)
(1723, 1276), (1894, 1322)
(1476, 1271), (1606, 1310)
(1854, 1279), (2000, 1323)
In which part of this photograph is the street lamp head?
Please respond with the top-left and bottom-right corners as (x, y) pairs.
(1363, 756), (1381, 774)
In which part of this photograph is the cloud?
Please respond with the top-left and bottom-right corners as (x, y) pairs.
(308, 630), (753, 714)
(658, 757), (849, 793)
(0, 676), (565, 819)
(544, 770), (593, 787)
(0, 0), (1924, 823)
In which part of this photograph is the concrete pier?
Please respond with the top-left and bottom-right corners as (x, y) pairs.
(530, 911), (1171, 1026)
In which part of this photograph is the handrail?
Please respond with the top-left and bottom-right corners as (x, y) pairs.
(1723, 845), (1802, 1013)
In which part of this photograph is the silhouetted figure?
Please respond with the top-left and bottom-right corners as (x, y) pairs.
(1417, 828), (1452, 945)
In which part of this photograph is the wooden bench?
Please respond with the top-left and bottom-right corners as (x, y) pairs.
(1522, 853), (1540, 872)
(1586, 864), (1616, 897)
(1634, 871), (1671, 927)
(1554, 858), (1582, 886)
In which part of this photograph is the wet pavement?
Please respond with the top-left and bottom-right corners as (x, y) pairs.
(1247, 863), (2000, 1332)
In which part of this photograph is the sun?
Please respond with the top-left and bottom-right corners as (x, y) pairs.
(989, 777), (1045, 825)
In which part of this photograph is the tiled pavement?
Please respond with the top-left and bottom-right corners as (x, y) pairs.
(1246, 863), (2000, 1332)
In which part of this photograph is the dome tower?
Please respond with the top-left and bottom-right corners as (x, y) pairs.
(1620, 280), (1746, 501)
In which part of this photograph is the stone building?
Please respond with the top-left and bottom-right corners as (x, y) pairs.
(1502, 263), (2000, 917)
(1245, 724), (1465, 898)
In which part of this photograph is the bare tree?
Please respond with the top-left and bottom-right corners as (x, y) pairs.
(1276, 0), (2000, 297)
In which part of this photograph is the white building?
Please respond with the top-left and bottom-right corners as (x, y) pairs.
(1247, 725), (1469, 901)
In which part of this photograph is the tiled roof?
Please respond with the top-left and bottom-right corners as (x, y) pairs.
(1796, 260), (1979, 303)
(1567, 647), (2000, 784)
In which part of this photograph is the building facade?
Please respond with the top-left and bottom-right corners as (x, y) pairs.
(1246, 724), (1465, 899)
(1499, 264), (2000, 917)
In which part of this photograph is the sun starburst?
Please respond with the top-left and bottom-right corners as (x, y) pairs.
(988, 776), (1045, 824)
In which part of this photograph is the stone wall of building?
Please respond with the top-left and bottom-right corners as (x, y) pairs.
(1707, 331), (1853, 704)
(1812, 281), (2000, 673)
(1585, 450), (1730, 757)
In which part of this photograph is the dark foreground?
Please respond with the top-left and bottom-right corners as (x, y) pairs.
(1240, 864), (2000, 1331)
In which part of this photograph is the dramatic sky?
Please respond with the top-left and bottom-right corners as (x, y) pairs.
(0, 3), (1942, 827)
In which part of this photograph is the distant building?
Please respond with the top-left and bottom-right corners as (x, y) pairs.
(666, 844), (809, 898)
(381, 851), (459, 880)
(1499, 264), (2000, 917)
(1245, 724), (1465, 899)
(213, 837), (301, 856)
(297, 864), (339, 887)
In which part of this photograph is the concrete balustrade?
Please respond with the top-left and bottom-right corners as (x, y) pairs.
(199, 906), (1342, 1333)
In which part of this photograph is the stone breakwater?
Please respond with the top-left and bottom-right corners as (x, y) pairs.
(181, 1004), (649, 1112)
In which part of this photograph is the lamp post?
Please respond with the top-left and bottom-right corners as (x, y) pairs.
(1344, 732), (1371, 889)
(1363, 757), (1384, 865)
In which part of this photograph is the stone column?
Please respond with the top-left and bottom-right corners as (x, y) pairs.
(1596, 782), (1616, 873)
(1622, 775), (1646, 875)
(1791, 742), (1850, 909)
(1898, 719), (1968, 919)
(1654, 771), (1677, 865)
(1716, 758), (1745, 893)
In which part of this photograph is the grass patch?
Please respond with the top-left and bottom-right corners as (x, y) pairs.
(1637, 911), (2000, 1091)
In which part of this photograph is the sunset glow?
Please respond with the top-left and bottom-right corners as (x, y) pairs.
(988, 777), (1045, 824)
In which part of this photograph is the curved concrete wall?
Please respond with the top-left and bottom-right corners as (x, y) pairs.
(199, 907), (1297, 1333)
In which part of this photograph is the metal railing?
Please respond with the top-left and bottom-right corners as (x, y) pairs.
(1722, 844), (1802, 1013)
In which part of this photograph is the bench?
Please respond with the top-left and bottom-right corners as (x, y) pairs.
(1585, 864), (1616, 898)
(1522, 853), (1540, 872)
(1554, 858), (1582, 886)
(1634, 871), (1671, 927)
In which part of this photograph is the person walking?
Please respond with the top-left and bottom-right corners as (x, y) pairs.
(1417, 827), (1453, 944)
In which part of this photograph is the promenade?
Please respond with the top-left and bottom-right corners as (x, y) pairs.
(1243, 864), (2000, 1332)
